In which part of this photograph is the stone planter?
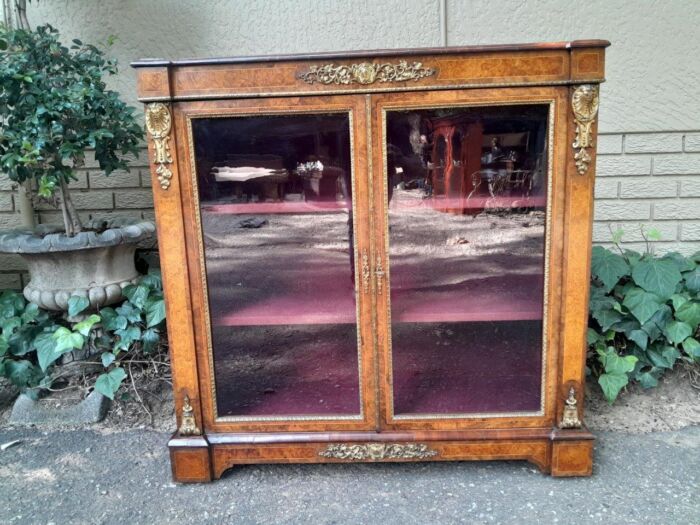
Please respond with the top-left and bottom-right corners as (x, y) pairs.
(0, 219), (155, 311)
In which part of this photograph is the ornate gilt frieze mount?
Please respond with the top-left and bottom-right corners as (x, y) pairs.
(559, 387), (582, 429)
(178, 395), (201, 436)
(319, 443), (438, 460)
(298, 61), (436, 86)
(145, 102), (174, 190)
(571, 84), (600, 175)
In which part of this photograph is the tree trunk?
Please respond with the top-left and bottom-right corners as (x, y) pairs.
(58, 178), (83, 236)
(13, 0), (29, 30)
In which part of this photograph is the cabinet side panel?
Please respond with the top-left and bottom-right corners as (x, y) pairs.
(144, 103), (204, 433)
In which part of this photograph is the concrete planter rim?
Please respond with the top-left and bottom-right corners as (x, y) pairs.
(0, 219), (156, 254)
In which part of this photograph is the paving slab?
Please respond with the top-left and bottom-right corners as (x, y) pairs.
(0, 426), (698, 524)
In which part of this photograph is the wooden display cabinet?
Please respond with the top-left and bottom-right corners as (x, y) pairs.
(133, 40), (608, 482)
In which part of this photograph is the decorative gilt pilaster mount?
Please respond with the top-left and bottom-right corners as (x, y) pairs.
(319, 443), (438, 460)
(559, 387), (582, 429)
(298, 60), (436, 85)
(145, 102), (174, 190)
(178, 395), (201, 436)
(571, 84), (600, 175)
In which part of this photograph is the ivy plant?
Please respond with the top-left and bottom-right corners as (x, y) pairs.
(0, 270), (166, 400)
(0, 24), (143, 235)
(588, 245), (700, 403)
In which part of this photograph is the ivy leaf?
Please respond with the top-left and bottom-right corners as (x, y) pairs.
(52, 326), (84, 354)
(675, 301), (700, 329)
(114, 325), (141, 352)
(101, 351), (116, 367)
(123, 284), (149, 309)
(670, 293), (689, 311)
(0, 337), (8, 357)
(628, 329), (649, 351)
(598, 347), (637, 376)
(632, 258), (682, 299)
(145, 299), (165, 328)
(68, 295), (90, 317)
(94, 367), (127, 400)
(663, 252), (696, 273)
(20, 302), (39, 323)
(682, 337), (700, 360)
(647, 345), (679, 369)
(591, 246), (630, 292)
(622, 287), (663, 325)
(4, 359), (41, 389)
(73, 314), (101, 337)
(592, 308), (622, 332)
(637, 371), (659, 389)
(141, 327), (160, 353)
(663, 321), (693, 345)
(598, 373), (630, 404)
(682, 267), (700, 293)
(100, 307), (127, 331)
(116, 302), (141, 323)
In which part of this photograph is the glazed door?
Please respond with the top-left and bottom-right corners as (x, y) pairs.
(178, 95), (378, 432)
(371, 88), (568, 430)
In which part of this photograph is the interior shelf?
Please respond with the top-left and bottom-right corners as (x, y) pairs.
(212, 273), (544, 326)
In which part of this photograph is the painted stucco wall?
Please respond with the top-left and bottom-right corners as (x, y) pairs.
(1, 0), (699, 288)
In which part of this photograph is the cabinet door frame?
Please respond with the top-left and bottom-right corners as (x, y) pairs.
(369, 86), (571, 431)
(174, 95), (379, 433)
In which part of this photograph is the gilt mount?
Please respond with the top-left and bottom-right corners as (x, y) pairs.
(145, 102), (174, 190)
(559, 387), (583, 429)
(571, 84), (600, 175)
(298, 61), (436, 86)
(319, 443), (438, 460)
(178, 395), (201, 436)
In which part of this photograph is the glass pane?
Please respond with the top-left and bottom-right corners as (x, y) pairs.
(192, 113), (361, 418)
(385, 104), (549, 416)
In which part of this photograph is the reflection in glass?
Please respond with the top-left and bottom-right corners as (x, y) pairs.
(386, 105), (549, 416)
(192, 113), (360, 417)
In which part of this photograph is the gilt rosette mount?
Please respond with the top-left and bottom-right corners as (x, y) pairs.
(319, 443), (438, 460)
(571, 84), (600, 175)
(298, 60), (436, 86)
(145, 103), (174, 190)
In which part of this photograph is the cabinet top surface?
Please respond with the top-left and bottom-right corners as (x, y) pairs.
(131, 40), (610, 68)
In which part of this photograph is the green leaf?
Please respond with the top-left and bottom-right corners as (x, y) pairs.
(628, 329), (649, 351)
(592, 308), (623, 332)
(684, 268), (700, 293)
(1, 316), (21, 336)
(73, 314), (101, 337)
(123, 284), (149, 309)
(632, 258), (682, 299)
(647, 345), (678, 369)
(0, 337), (8, 357)
(145, 299), (165, 328)
(622, 287), (663, 325)
(68, 295), (90, 317)
(598, 347), (637, 376)
(663, 252), (696, 273)
(114, 325), (141, 351)
(101, 352), (115, 367)
(591, 246), (630, 292)
(637, 371), (659, 389)
(21, 302), (40, 323)
(94, 367), (127, 400)
(5, 359), (43, 389)
(682, 337), (700, 360)
(52, 326), (84, 354)
(598, 373), (629, 404)
(35, 331), (63, 371)
(670, 293), (689, 311)
(100, 307), (127, 331)
(663, 321), (693, 345)
(675, 301), (700, 329)
(141, 327), (160, 353)
(115, 302), (141, 323)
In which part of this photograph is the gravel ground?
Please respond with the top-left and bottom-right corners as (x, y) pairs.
(0, 426), (698, 525)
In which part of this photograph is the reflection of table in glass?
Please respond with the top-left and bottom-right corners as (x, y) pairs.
(135, 39), (607, 482)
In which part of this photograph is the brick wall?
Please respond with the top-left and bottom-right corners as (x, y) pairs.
(0, 150), (156, 290)
(594, 131), (700, 256)
(2, 133), (700, 291)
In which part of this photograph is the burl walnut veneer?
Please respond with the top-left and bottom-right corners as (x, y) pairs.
(133, 40), (608, 482)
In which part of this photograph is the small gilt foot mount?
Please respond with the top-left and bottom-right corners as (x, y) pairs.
(559, 387), (582, 429)
(178, 395), (201, 436)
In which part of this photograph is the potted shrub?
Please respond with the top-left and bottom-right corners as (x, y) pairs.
(0, 24), (153, 312)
